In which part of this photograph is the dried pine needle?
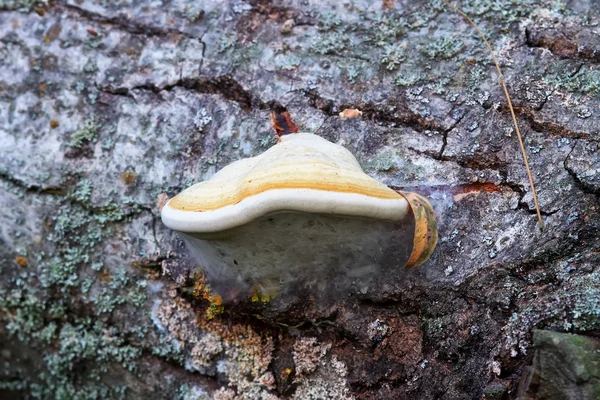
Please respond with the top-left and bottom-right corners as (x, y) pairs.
(441, 0), (544, 230)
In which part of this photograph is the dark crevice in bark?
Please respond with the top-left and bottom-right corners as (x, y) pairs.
(532, 88), (553, 112)
(411, 146), (508, 174)
(404, 147), (441, 160)
(99, 70), (591, 150)
(394, 182), (512, 199)
(516, 198), (559, 218)
(302, 89), (447, 133)
(396, 148), (560, 217)
(100, 75), (265, 111)
(137, 351), (222, 391)
(315, 115), (332, 136)
(438, 111), (465, 158)
(343, 101), (447, 132)
(0, 169), (67, 196)
(568, 63), (585, 78)
(525, 27), (600, 64)
(510, 105), (591, 140)
(150, 214), (162, 254)
(503, 180), (561, 218)
(61, 2), (203, 40)
(438, 130), (449, 159)
(234, 307), (342, 334)
(563, 142), (600, 198)
(131, 252), (175, 273)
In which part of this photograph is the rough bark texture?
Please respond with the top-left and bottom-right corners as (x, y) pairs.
(1, 0), (599, 399)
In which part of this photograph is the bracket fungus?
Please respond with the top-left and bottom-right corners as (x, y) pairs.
(162, 133), (437, 300)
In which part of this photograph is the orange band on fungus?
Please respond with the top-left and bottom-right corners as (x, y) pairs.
(168, 135), (402, 213)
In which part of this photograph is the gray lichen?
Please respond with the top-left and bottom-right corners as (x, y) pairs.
(1, 0), (600, 398)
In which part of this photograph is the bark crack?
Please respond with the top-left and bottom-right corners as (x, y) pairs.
(0, 169), (67, 196)
(302, 89), (448, 133)
(512, 105), (591, 140)
(62, 2), (202, 40)
(100, 74), (265, 111)
(563, 140), (600, 197)
(438, 110), (465, 159)
(525, 27), (600, 64)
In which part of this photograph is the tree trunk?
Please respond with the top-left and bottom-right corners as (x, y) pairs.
(1, 0), (599, 399)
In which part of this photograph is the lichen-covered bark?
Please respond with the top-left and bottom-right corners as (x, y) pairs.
(1, 0), (599, 399)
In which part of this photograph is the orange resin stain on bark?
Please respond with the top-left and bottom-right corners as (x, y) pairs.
(452, 182), (503, 201)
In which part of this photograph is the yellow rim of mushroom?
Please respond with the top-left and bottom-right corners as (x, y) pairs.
(399, 191), (439, 268)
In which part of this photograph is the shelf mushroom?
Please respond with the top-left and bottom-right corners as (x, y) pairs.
(161, 133), (437, 299)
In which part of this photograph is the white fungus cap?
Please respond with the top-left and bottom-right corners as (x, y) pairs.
(161, 133), (410, 233)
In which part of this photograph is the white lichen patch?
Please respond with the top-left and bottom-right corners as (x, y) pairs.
(293, 337), (332, 378)
(189, 333), (225, 371)
(290, 337), (353, 399)
(182, 385), (211, 400)
(218, 324), (275, 395)
(153, 298), (223, 374)
(292, 355), (353, 400)
(193, 108), (212, 132)
(152, 297), (277, 397)
(213, 387), (237, 400)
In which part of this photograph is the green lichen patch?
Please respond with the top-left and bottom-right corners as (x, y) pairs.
(370, 13), (408, 46)
(308, 12), (355, 57)
(424, 37), (464, 60)
(545, 64), (600, 96)
(217, 35), (236, 53)
(68, 117), (101, 148)
(363, 151), (396, 173)
(82, 59), (99, 74)
(0, 0), (47, 11)
(316, 12), (343, 33)
(459, 0), (538, 31)
(506, 269), (600, 356)
(380, 44), (406, 71)
(0, 175), (161, 398)
(310, 33), (349, 56)
(394, 71), (425, 87)
(0, 286), (142, 399)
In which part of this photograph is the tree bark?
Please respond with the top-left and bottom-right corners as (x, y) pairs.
(1, 0), (599, 399)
